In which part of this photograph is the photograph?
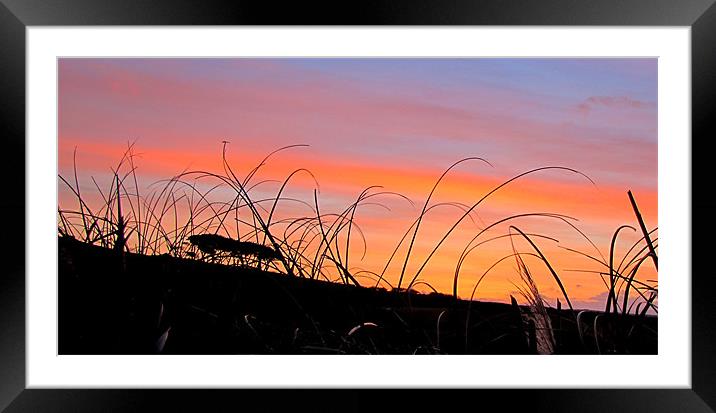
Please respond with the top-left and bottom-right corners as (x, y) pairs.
(1, 0), (711, 407)
(57, 57), (658, 355)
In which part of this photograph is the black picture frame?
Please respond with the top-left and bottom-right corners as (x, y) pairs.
(1, 1), (714, 411)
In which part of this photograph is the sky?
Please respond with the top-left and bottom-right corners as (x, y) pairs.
(58, 58), (658, 310)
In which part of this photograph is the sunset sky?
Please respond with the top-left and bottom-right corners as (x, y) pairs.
(58, 58), (658, 310)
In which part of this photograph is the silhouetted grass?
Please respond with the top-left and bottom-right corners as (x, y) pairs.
(58, 142), (658, 354)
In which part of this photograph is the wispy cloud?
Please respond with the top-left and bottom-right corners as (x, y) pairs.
(576, 95), (656, 115)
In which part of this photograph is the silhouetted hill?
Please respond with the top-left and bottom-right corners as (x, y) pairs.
(58, 236), (656, 355)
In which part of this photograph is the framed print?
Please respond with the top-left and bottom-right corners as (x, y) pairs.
(1, 0), (715, 411)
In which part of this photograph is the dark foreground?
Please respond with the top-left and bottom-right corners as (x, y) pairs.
(58, 236), (657, 355)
